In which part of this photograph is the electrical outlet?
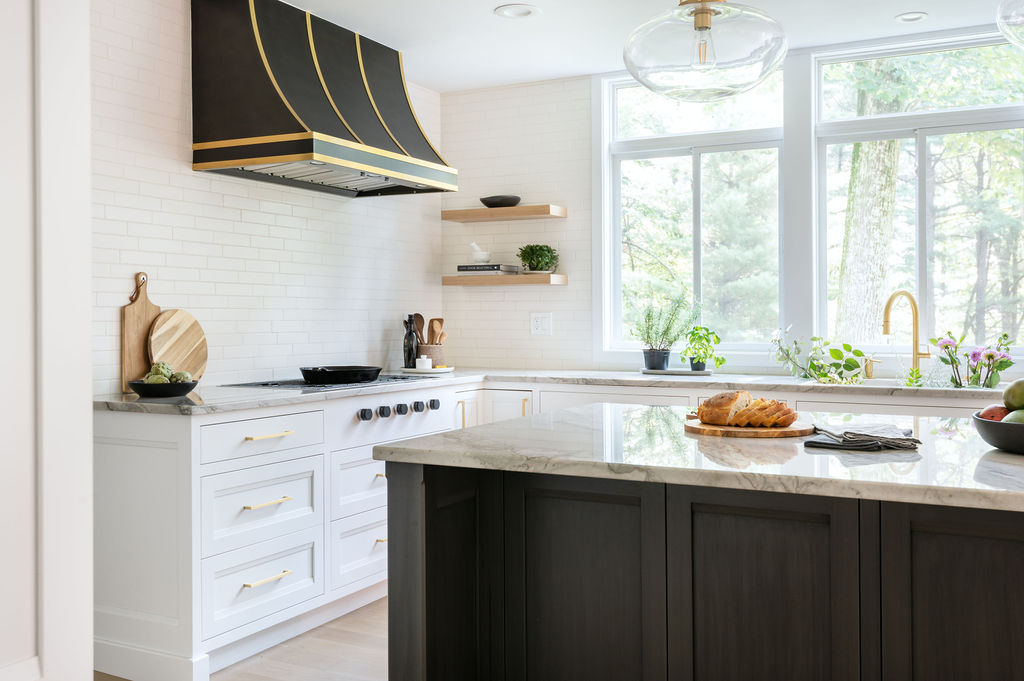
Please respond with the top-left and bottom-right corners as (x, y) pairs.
(530, 312), (553, 336)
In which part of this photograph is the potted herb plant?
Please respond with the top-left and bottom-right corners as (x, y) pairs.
(632, 298), (697, 370)
(684, 326), (726, 372)
(517, 244), (559, 272)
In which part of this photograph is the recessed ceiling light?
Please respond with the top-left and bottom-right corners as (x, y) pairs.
(493, 4), (541, 19)
(895, 11), (928, 22)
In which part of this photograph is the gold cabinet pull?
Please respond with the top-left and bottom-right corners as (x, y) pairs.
(374, 473), (386, 481)
(522, 397), (529, 417)
(457, 400), (466, 429)
(242, 569), (293, 589)
(244, 429), (295, 442)
(374, 538), (388, 545)
(243, 495), (293, 511)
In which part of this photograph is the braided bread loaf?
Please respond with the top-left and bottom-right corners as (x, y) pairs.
(697, 390), (799, 428)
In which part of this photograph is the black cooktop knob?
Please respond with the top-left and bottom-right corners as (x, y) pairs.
(358, 408), (373, 421)
(412, 401), (425, 412)
(378, 406), (392, 418)
(395, 403), (409, 415)
(428, 399), (441, 410)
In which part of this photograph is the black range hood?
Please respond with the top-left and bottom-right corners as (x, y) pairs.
(191, 0), (457, 198)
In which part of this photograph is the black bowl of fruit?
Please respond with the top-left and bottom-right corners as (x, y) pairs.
(128, 363), (198, 398)
(973, 379), (1024, 455)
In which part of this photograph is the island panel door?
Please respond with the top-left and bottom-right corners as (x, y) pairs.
(667, 486), (861, 681)
(504, 473), (667, 681)
(880, 502), (1024, 681)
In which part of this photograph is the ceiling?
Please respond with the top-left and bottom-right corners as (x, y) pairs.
(293, 0), (1001, 92)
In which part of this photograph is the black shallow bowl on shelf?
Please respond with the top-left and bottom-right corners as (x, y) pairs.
(479, 195), (521, 208)
(128, 380), (199, 398)
(973, 412), (1024, 455)
(300, 366), (382, 385)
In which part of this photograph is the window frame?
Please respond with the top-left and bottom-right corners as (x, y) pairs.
(594, 26), (1024, 379)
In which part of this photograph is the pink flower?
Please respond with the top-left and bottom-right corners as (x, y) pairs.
(937, 338), (956, 351)
(981, 348), (999, 362)
(969, 347), (984, 364)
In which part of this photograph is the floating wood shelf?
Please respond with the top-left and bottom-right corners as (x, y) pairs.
(442, 274), (569, 287)
(441, 204), (567, 223)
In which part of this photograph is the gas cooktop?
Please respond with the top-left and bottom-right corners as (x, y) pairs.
(223, 374), (436, 393)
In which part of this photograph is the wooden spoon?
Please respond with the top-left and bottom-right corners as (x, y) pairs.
(413, 314), (426, 345)
(428, 318), (443, 346)
(438, 330), (447, 345)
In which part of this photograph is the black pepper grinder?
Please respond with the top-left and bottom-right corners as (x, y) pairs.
(403, 314), (418, 369)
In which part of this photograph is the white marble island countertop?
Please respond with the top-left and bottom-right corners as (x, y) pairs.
(374, 403), (1024, 513)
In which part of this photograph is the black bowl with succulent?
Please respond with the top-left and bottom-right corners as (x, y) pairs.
(128, 362), (198, 398)
(480, 195), (521, 208)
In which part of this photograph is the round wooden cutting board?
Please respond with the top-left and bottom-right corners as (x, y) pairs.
(147, 309), (208, 381)
(684, 420), (815, 438)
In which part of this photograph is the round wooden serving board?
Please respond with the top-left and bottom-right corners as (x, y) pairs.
(684, 420), (815, 438)
(148, 309), (208, 381)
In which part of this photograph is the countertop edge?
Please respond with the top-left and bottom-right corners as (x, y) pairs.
(373, 445), (1024, 513)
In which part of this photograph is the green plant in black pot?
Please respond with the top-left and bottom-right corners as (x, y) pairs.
(684, 326), (725, 372)
(517, 244), (559, 272)
(633, 298), (698, 370)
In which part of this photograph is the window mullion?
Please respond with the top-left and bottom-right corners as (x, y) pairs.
(693, 151), (702, 322)
(916, 130), (933, 352)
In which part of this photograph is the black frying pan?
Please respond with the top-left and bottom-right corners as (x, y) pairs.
(299, 366), (382, 385)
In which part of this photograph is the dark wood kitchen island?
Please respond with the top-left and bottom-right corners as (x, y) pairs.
(373, 403), (1024, 681)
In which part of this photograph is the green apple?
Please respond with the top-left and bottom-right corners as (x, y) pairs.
(1002, 409), (1024, 424)
(1004, 379), (1024, 411)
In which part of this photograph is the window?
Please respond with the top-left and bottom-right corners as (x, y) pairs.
(604, 74), (782, 352)
(597, 32), (1024, 371)
(819, 42), (1024, 351)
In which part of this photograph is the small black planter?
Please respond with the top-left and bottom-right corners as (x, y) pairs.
(643, 349), (671, 371)
(689, 358), (707, 372)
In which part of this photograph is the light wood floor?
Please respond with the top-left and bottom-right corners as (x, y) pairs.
(95, 597), (387, 681)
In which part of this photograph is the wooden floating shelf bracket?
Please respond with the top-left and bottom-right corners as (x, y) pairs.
(441, 204), (568, 223)
(442, 274), (569, 287)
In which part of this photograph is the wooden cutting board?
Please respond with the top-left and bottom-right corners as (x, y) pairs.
(121, 272), (161, 392)
(684, 419), (815, 439)
(147, 309), (208, 381)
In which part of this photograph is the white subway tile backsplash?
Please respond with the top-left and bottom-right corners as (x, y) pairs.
(92, 0), (444, 396)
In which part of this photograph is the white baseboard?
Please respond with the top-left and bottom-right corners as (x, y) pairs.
(208, 580), (388, 673)
(95, 638), (210, 681)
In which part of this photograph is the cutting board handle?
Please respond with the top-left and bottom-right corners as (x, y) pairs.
(130, 272), (149, 303)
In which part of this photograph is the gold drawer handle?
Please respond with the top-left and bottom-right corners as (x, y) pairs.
(374, 473), (386, 481)
(243, 569), (293, 589)
(244, 429), (295, 442)
(374, 538), (388, 545)
(458, 400), (466, 429)
(243, 495), (293, 511)
(522, 397), (529, 417)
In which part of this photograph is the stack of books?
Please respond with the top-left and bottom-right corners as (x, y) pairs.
(456, 264), (520, 275)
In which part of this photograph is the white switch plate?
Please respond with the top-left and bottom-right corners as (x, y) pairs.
(530, 312), (553, 336)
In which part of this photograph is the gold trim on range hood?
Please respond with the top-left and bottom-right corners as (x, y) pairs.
(190, 0), (457, 198)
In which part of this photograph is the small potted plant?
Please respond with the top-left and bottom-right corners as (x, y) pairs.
(684, 326), (725, 372)
(517, 244), (559, 273)
(632, 298), (696, 370)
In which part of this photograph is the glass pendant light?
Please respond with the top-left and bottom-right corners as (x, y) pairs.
(998, 0), (1024, 49)
(624, 0), (787, 102)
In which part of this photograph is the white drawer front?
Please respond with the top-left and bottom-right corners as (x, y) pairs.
(201, 456), (323, 557)
(202, 527), (323, 640)
(330, 507), (387, 590)
(330, 447), (387, 521)
(200, 411), (324, 464)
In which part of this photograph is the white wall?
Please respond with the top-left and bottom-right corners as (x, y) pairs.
(91, 0), (445, 395)
(440, 77), (599, 369)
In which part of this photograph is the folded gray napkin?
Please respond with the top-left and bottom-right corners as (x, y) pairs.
(805, 423), (921, 451)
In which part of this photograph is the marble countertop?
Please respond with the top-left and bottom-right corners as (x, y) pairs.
(374, 403), (1024, 512)
(93, 368), (1001, 416)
